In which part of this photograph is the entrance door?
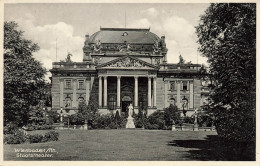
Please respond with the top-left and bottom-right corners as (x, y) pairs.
(121, 95), (132, 113)
(122, 101), (131, 113)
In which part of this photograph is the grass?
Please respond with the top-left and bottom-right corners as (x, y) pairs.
(4, 129), (252, 161)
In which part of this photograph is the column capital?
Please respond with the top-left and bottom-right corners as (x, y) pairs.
(103, 76), (107, 79)
(98, 75), (103, 78)
(134, 76), (139, 79)
(59, 78), (64, 82)
(73, 78), (77, 82)
(117, 76), (121, 79)
(148, 76), (153, 79)
(153, 76), (157, 80)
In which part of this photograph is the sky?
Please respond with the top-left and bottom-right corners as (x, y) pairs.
(4, 3), (210, 81)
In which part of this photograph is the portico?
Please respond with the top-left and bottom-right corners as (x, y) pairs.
(97, 74), (157, 115)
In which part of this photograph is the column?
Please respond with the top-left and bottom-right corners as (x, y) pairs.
(60, 79), (64, 108)
(189, 81), (194, 109)
(153, 77), (157, 107)
(103, 76), (107, 107)
(134, 76), (138, 107)
(164, 80), (168, 108)
(99, 76), (102, 107)
(177, 81), (181, 109)
(72, 79), (77, 107)
(117, 76), (121, 107)
(148, 77), (152, 107)
(85, 79), (90, 105)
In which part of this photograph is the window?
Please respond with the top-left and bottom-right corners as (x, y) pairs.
(182, 81), (188, 91)
(65, 80), (72, 89)
(78, 80), (84, 90)
(170, 81), (175, 92)
(108, 95), (116, 110)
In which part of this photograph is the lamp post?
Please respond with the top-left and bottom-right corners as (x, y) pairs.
(60, 107), (63, 123)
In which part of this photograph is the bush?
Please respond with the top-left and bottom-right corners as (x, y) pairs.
(164, 104), (181, 127)
(4, 130), (26, 144)
(146, 111), (165, 130)
(197, 112), (213, 127)
(26, 124), (54, 131)
(43, 131), (59, 142)
(182, 116), (194, 124)
(28, 134), (44, 143)
(4, 123), (18, 134)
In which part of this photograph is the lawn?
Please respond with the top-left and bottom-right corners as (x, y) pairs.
(4, 129), (245, 161)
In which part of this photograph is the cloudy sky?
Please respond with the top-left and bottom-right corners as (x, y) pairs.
(4, 3), (209, 81)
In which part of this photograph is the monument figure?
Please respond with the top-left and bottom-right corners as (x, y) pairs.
(128, 103), (133, 118)
(126, 103), (135, 128)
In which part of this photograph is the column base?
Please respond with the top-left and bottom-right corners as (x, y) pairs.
(134, 106), (139, 114)
(98, 108), (110, 115)
(147, 107), (157, 116)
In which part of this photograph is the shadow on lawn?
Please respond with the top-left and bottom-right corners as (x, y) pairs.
(168, 135), (255, 161)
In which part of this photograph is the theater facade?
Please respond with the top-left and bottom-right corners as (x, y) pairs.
(50, 28), (208, 116)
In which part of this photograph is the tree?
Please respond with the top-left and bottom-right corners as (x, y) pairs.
(196, 3), (256, 144)
(164, 104), (181, 127)
(4, 21), (47, 126)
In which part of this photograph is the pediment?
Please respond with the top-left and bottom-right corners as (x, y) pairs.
(97, 56), (158, 70)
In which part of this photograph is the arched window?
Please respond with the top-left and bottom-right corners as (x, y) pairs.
(108, 95), (116, 110)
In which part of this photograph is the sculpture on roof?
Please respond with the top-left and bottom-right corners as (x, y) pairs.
(153, 40), (161, 54)
(160, 36), (168, 53)
(93, 40), (102, 53)
(66, 53), (73, 62)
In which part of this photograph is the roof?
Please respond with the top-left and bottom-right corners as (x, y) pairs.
(89, 27), (160, 44)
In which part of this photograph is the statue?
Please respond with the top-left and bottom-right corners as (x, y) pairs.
(93, 40), (102, 53)
(128, 103), (133, 118)
(66, 53), (72, 62)
(182, 96), (188, 116)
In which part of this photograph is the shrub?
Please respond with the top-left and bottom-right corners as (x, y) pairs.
(43, 131), (59, 142)
(26, 124), (54, 131)
(147, 111), (165, 129)
(182, 116), (194, 124)
(197, 112), (213, 127)
(164, 104), (181, 127)
(28, 134), (44, 143)
(4, 130), (26, 144)
(4, 123), (18, 134)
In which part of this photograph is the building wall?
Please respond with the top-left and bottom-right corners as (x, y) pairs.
(51, 77), (60, 109)
(156, 77), (164, 110)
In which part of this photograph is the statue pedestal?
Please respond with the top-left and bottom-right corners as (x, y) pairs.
(126, 117), (135, 129)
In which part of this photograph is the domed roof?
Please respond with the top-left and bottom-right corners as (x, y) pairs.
(89, 28), (160, 44)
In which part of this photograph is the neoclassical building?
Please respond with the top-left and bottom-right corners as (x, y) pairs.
(50, 28), (208, 116)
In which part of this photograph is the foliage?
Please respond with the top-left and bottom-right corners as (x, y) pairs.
(43, 131), (59, 142)
(4, 130), (27, 144)
(146, 111), (165, 130)
(69, 113), (85, 125)
(4, 21), (47, 127)
(182, 116), (194, 124)
(28, 134), (44, 143)
(28, 105), (47, 125)
(4, 122), (18, 134)
(197, 111), (213, 127)
(196, 4), (256, 142)
(26, 124), (54, 131)
(134, 110), (148, 128)
(164, 104), (181, 127)
(46, 110), (60, 125)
